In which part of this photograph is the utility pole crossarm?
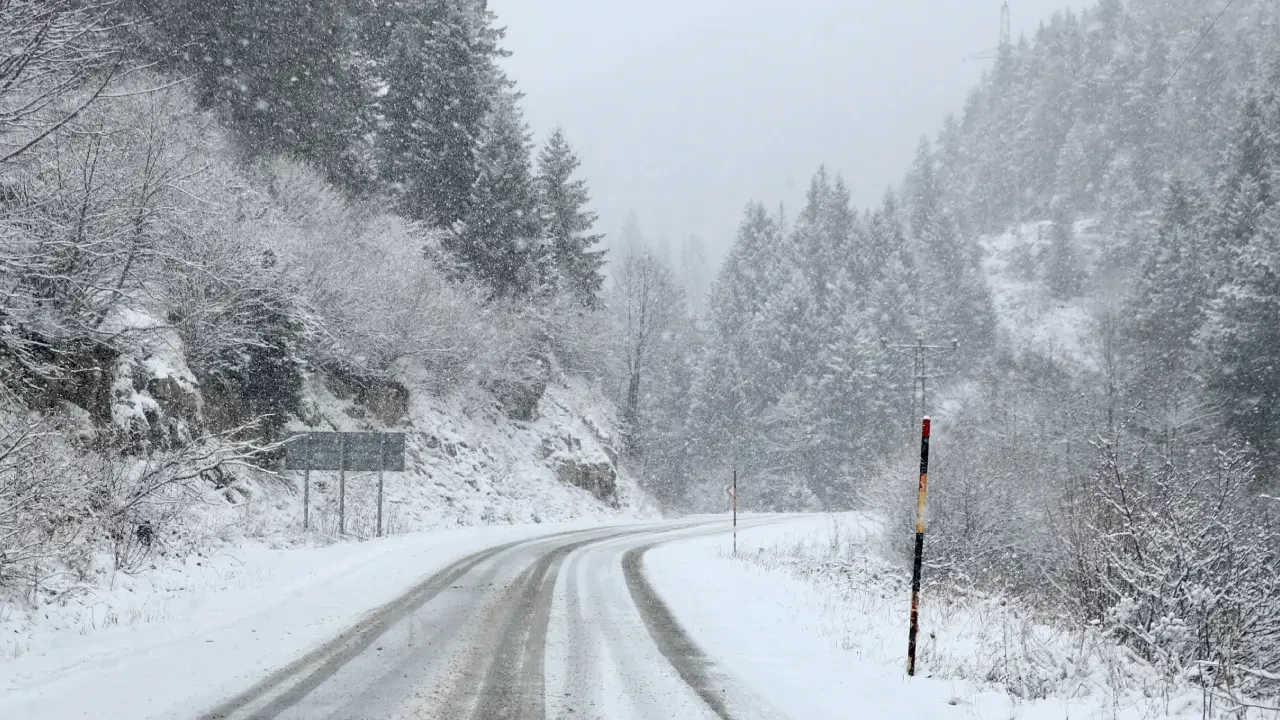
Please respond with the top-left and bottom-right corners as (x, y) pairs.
(882, 335), (959, 432)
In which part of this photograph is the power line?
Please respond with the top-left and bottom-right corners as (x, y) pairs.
(1160, 0), (1237, 99)
(1079, 0), (1238, 188)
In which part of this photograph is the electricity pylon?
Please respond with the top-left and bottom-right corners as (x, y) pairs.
(964, 2), (1012, 62)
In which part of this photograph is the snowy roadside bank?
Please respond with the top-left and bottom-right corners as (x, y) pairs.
(0, 520), (616, 720)
(644, 514), (1255, 720)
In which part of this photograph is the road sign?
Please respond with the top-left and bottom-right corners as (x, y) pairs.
(286, 432), (405, 471)
(345, 432), (406, 472)
(287, 432), (407, 538)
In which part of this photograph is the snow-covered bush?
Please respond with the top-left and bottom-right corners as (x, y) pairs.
(869, 341), (1280, 706)
(1051, 437), (1280, 698)
(0, 416), (89, 597)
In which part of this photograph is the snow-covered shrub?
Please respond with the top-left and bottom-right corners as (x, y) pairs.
(865, 354), (1086, 595)
(0, 415), (91, 598)
(85, 430), (271, 572)
(1051, 437), (1280, 698)
(869, 338), (1280, 705)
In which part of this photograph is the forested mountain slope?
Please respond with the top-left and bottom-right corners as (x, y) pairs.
(938, 0), (1280, 235)
(0, 0), (645, 610)
(623, 0), (1280, 701)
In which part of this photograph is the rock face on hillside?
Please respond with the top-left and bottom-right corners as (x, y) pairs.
(290, 373), (646, 531)
(553, 458), (618, 505)
(486, 355), (550, 422)
(541, 430), (618, 505)
(109, 328), (203, 452)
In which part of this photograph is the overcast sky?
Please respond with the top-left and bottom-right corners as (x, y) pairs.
(491, 0), (1090, 266)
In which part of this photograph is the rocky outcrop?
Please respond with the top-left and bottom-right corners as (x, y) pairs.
(554, 456), (618, 506)
(110, 351), (203, 451)
(487, 355), (550, 422)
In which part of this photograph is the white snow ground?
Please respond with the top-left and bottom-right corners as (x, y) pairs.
(648, 514), (1271, 720)
(3, 513), (1261, 720)
(980, 219), (1109, 371)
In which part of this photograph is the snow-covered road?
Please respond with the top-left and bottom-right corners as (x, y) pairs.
(2, 516), (808, 720)
(205, 519), (794, 720)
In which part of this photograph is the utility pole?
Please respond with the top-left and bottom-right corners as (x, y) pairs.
(883, 335), (955, 678)
(885, 334), (959, 432)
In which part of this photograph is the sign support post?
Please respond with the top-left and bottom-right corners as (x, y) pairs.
(338, 434), (347, 536)
(376, 435), (385, 538)
(906, 416), (932, 677)
(303, 439), (311, 532)
(732, 469), (738, 556)
(286, 432), (405, 539)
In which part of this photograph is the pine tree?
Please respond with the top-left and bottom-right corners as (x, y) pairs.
(1046, 206), (1082, 298)
(691, 203), (784, 488)
(1125, 179), (1212, 451)
(536, 128), (606, 307)
(635, 296), (699, 508)
(907, 139), (995, 351)
(375, 0), (504, 227)
(450, 89), (547, 298)
(1054, 118), (1100, 214)
(126, 0), (366, 186)
(1203, 203), (1280, 473)
(1215, 92), (1277, 255)
(1203, 81), (1280, 473)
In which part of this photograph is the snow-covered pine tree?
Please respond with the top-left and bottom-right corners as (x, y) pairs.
(375, 0), (504, 228)
(1046, 204), (1082, 299)
(536, 128), (606, 307)
(686, 203), (784, 501)
(1123, 179), (1214, 453)
(451, 89), (548, 299)
(906, 138), (995, 352)
(1203, 78), (1280, 476)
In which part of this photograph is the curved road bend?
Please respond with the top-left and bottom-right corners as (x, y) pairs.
(201, 519), (790, 720)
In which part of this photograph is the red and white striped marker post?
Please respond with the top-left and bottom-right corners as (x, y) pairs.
(906, 416), (931, 677)
(726, 471), (738, 555)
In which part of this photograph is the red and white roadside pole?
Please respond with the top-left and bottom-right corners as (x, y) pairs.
(906, 416), (931, 677)
(732, 469), (738, 556)
(726, 470), (738, 555)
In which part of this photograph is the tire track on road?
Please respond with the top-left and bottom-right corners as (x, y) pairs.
(200, 527), (599, 720)
(622, 524), (793, 720)
(464, 528), (661, 720)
